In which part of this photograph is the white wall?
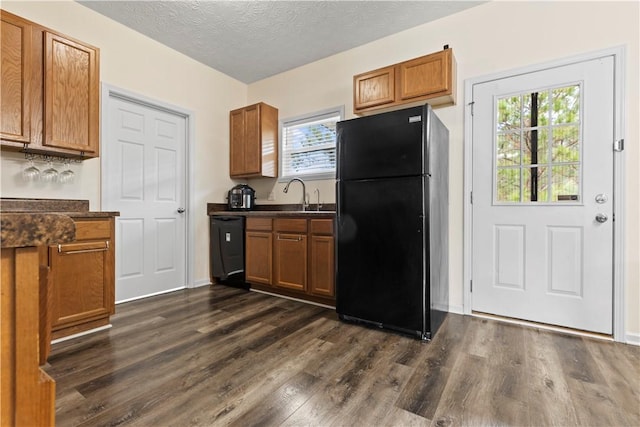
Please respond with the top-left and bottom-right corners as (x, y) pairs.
(0, 0), (248, 286)
(247, 1), (640, 339)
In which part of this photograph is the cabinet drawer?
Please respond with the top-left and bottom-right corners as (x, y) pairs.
(57, 240), (109, 254)
(310, 219), (333, 235)
(246, 217), (273, 231)
(274, 218), (307, 233)
(74, 219), (111, 240)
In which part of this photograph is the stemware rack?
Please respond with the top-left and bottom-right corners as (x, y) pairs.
(22, 150), (82, 165)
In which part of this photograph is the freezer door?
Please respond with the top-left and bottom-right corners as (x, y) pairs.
(337, 106), (426, 181)
(336, 176), (427, 333)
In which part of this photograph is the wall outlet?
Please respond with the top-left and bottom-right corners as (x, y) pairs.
(267, 191), (275, 201)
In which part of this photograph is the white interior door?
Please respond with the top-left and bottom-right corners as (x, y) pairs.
(471, 56), (615, 334)
(104, 95), (187, 302)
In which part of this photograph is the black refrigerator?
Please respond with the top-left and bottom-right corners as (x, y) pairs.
(335, 103), (449, 340)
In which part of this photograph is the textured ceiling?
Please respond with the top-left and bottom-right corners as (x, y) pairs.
(77, 1), (483, 84)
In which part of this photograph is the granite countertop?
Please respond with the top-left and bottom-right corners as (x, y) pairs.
(0, 198), (119, 218)
(0, 198), (119, 247)
(1, 213), (75, 248)
(38, 211), (120, 218)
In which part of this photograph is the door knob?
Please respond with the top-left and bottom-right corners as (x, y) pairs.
(595, 213), (608, 223)
(177, 208), (185, 214)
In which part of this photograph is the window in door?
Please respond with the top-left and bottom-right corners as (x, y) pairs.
(495, 84), (582, 204)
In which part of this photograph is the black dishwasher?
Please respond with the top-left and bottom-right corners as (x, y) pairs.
(210, 216), (247, 288)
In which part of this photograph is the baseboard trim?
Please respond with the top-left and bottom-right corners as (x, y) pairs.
(625, 332), (640, 346)
(115, 286), (186, 304)
(250, 288), (336, 309)
(51, 324), (112, 344)
(447, 304), (464, 315)
(191, 279), (211, 288)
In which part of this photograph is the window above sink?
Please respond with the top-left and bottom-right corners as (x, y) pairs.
(279, 106), (344, 182)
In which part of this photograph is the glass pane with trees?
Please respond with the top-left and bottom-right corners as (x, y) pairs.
(495, 84), (581, 203)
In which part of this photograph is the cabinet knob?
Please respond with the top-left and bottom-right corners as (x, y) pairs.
(177, 208), (185, 214)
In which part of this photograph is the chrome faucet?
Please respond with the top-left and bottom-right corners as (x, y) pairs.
(314, 188), (322, 211)
(283, 177), (308, 211)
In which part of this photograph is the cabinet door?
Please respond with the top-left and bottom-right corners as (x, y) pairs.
(0, 11), (32, 143)
(246, 231), (272, 285)
(43, 31), (99, 154)
(243, 104), (261, 175)
(229, 102), (278, 178)
(230, 105), (261, 177)
(310, 235), (335, 297)
(229, 108), (245, 176)
(274, 233), (307, 292)
(399, 49), (452, 101)
(354, 65), (395, 110)
(49, 240), (111, 330)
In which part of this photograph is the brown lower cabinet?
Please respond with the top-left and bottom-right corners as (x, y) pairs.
(245, 216), (335, 305)
(48, 217), (115, 339)
(1, 246), (55, 426)
(274, 218), (308, 292)
(245, 217), (273, 285)
(309, 223), (335, 298)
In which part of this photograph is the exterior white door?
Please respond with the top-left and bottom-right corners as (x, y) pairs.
(104, 95), (187, 302)
(471, 56), (615, 334)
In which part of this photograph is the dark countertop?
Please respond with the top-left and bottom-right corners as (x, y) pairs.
(211, 210), (335, 218)
(1, 212), (75, 248)
(207, 203), (335, 218)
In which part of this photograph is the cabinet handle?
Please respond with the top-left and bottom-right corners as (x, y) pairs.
(277, 235), (302, 242)
(58, 241), (109, 254)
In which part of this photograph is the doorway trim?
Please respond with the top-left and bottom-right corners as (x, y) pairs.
(100, 83), (197, 295)
(463, 46), (626, 342)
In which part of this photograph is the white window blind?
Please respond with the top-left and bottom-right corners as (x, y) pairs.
(280, 107), (343, 180)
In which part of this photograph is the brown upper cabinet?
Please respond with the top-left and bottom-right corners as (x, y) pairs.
(353, 47), (455, 114)
(1, 11), (32, 144)
(229, 102), (278, 178)
(0, 10), (100, 158)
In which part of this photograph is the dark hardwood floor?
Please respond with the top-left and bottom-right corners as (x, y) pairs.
(46, 285), (640, 426)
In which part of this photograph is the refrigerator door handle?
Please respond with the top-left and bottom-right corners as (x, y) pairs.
(336, 180), (342, 223)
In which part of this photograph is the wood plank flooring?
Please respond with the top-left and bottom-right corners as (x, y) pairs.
(46, 285), (640, 426)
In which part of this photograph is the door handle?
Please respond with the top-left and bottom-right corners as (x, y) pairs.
(595, 213), (608, 223)
(595, 193), (608, 204)
(177, 208), (185, 213)
(277, 235), (302, 241)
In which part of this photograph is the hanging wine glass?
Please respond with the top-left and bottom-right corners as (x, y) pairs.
(59, 158), (75, 183)
(41, 158), (59, 182)
(22, 155), (40, 181)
